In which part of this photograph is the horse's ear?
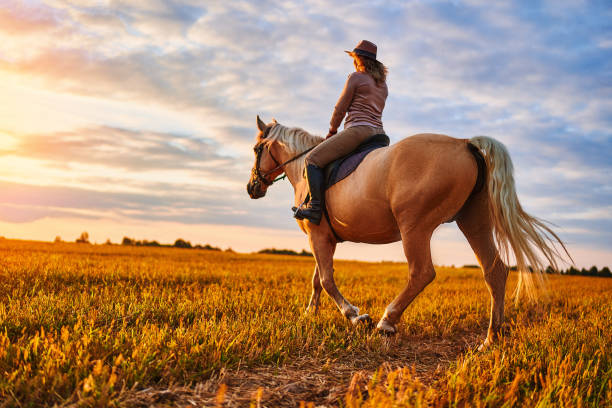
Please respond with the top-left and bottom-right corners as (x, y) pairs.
(256, 115), (266, 132)
(271, 118), (278, 124)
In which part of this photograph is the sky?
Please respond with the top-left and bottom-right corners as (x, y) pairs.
(0, 0), (610, 268)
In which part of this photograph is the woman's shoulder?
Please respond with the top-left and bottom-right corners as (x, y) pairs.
(348, 71), (368, 79)
(347, 71), (372, 84)
(348, 71), (386, 88)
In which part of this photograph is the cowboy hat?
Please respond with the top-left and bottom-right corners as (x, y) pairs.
(345, 40), (378, 61)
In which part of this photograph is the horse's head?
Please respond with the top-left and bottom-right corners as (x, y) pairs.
(247, 115), (284, 199)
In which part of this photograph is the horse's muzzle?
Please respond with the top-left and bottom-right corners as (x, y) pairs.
(247, 181), (266, 199)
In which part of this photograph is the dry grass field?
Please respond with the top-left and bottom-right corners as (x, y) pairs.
(0, 239), (610, 407)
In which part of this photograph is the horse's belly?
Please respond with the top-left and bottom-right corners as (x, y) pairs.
(325, 152), (401, 244)
(328, 204), (401, 244)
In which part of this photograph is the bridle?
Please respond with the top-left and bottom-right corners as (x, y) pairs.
(251, 126), (315, 187)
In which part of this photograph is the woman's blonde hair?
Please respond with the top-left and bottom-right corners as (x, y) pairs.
(353, 54), (388, 85)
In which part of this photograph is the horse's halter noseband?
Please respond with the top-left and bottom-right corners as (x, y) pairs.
(251, 125), (315, 187)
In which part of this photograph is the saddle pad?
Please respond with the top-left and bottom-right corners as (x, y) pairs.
(324, 133), (390, 189)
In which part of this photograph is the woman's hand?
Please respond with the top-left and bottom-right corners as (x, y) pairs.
(325, 129), (337, 139)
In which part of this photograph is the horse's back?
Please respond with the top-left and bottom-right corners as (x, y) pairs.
(325, 133), (478, 243)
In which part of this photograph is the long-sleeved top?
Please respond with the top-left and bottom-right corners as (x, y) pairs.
(329, 71), (388, 132)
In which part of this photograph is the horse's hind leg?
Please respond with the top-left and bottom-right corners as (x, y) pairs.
(308, 232), (371, 325)
(377, 229), (435, 335)
(306, 265), (322, 314)
(456, 192), (509, 349)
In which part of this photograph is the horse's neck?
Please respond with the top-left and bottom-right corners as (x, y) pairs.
(272, 127), (322, 190)
(277, 145), (307, 190)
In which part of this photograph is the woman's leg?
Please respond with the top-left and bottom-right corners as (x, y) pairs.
(306, 126), (383, 167)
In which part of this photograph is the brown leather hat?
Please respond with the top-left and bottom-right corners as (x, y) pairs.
(345, 40), (378, 61)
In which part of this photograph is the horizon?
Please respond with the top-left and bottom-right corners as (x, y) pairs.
(4, 236), (611, 272)
(1, 1), (610, 269)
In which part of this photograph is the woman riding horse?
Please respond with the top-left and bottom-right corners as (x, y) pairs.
(293, 40), (389, 225)
(247, 43), (571, 347)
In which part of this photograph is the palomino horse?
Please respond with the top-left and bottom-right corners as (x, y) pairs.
(247, 116), (569, 348)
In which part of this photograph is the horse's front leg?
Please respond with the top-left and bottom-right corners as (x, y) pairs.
(305, 265), (322, 314)
(376, 229), (435, 335)
(309, 232), (371, 326)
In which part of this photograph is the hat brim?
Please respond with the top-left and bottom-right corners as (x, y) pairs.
(345, 49), (377, 61)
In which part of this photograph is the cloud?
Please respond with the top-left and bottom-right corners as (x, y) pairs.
(0, 2), (57, 35)
(0, 178), (294, 229)
(0, 124), (297, 229)
(6, 126), (230, 173)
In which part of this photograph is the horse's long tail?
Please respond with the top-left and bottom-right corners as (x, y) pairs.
(469, 136), (572, 300)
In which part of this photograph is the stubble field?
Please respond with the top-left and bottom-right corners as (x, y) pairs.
(0, 239), (610, 407)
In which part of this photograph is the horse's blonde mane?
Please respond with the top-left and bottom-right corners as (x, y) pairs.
(266, 123), (324, 178)
(267, 123), (323, 154)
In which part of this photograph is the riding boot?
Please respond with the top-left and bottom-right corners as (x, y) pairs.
(293, 164), (324, 225)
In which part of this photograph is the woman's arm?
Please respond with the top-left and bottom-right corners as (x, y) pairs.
(328, 73), (358, 136)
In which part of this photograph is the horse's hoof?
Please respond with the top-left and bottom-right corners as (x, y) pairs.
(350, 313), (373, 327)
(304, 307), (318, 316)
(478, 338), (491, 351)
(376, 319), (397, 336)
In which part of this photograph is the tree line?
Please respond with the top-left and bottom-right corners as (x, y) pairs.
(63, 232), (223, 251)
(555, 265), (611, 278)
(462, 264), (611, 278)
(120, 237), (223, 251)
(258, 248), (313, 257)
(66, 232), (310, 256)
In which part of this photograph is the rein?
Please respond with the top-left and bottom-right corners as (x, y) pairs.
(253, 141), (315, 186)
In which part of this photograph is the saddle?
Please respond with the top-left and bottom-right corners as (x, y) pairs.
(323, 133), (390, 190)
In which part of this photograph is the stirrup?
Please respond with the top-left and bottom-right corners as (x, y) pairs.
(292, 195), (310, 219)
(293, 201), (322, 225)
(292, 204), (305, 220)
